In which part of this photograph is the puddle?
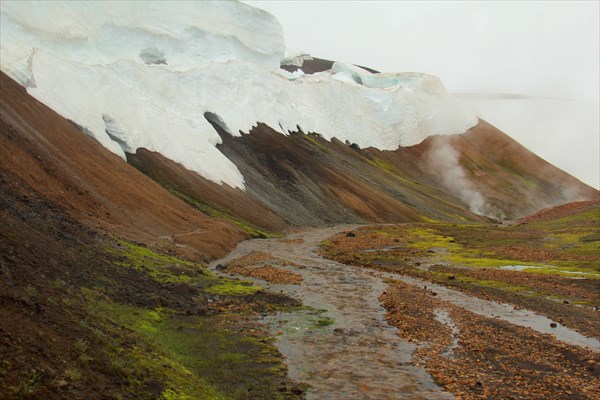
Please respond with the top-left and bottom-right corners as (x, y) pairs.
(499, 264), (542, 271)
(363, 245), (403, 253)
(499, 264), (600, 278)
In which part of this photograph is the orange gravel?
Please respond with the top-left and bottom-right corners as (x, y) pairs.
(381, 281), (600, 399)
(225, 264), (303, 285)
(226, 252), (304, 285)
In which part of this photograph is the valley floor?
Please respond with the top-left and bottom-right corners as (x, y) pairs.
(2, 191), (598, 399)
(215, 215), (599, 399)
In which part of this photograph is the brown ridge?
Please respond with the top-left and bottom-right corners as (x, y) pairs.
(0, 71), (246, 260)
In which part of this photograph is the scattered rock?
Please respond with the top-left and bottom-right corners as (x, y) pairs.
(291, 386), (305, 395)
(333, 328), (360, 336)
(346, 232), (356, 238)
(56, 379), (69, 388)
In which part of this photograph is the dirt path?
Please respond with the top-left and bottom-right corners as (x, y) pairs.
(211, 226), (598, 399)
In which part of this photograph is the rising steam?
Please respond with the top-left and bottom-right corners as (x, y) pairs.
(426, 136), (490, 217)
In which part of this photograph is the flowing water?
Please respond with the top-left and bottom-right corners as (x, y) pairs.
(210, 226), (599, 399)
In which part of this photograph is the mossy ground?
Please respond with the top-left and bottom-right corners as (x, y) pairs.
(83, 293), (292, 400)
(107, 238), (262, 294)
(94, 238), (302, 399)
(0, 211), (304, 400)
(320, 205), (600, 337)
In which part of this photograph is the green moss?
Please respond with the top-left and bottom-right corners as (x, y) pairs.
(320, 240), (332, 249)
(106, 238), (265, 299)
(316, 316), (335, 327)
(365, 156), (415, 186)
(404, 227), (462, 253)
(454, 275), (532, 293)
(205, 282), (262, 296)
(86, 302), (226, 399)
(161, 389), (195, 400)
(168, 188), (281, 239)
(401, 223), (598, 272)
(106, 238), (207, 284)
(86, 299), (294, 399)
(301, 132), (331, 153)
(367, 156), (397, 174)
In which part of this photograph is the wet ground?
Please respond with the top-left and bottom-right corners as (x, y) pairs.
(211, 226), (599, 398)
(212, 226), (453, 399)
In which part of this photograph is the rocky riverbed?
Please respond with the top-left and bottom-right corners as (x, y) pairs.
(212, 225), (599, 399)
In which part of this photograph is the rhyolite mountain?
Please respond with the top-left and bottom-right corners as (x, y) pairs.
(1, 0), (596, 248)
(1, 2), (599, 398)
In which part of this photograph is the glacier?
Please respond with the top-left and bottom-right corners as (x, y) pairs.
(0, 0), (477, 188)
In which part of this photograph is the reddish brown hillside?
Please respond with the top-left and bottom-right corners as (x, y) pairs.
(127, 148), (288, 235)
(214, 123), (481, 225)
(128, 112), (598, 230)
(0, 72), (246, 259)
(377, 120), (598, 219)
(517, 200), (599, 224)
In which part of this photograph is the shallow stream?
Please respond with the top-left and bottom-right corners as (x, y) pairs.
(211, 226), (599, 399)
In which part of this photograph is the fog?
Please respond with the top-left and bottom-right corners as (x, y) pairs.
(426, 136), (490, 216)
(247, 1), (599, 189)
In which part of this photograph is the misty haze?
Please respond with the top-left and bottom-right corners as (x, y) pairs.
(1, 1), (598, 399)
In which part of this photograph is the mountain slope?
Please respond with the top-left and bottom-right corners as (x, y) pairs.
(1, 70), (305, 399)
(128, 122), (485, 229)
(375, 120), (599, 219)
(0, 72), (246, 260)
(127, 116), (597, 231)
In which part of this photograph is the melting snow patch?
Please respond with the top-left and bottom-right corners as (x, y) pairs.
(0, 1), (477, 188)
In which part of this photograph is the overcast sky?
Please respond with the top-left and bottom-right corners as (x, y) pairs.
(247, 0), (599, 189)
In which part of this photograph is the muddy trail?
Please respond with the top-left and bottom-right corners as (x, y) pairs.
(211, 227), (598, 399)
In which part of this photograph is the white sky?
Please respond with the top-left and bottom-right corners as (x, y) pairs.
(247, 0), (600, 189)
